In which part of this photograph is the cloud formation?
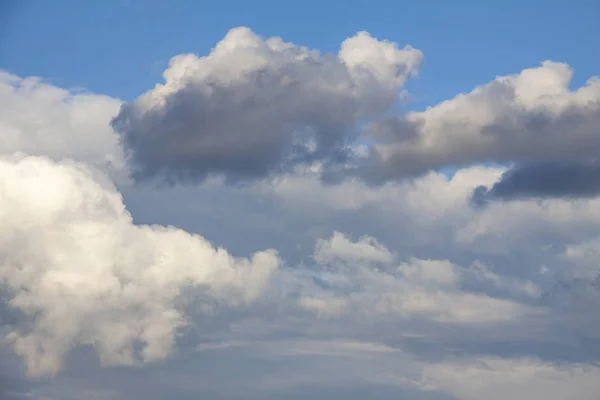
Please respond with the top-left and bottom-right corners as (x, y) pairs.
(352, 61), (600, 184)
(0, 72), (124, 176)
(471, 160), (600, 205)
(111, 27), (422, 183)
(111, 27), (600, 201)
(3, 30), (600, 397)
(112, 28), (600, 195)
(0, 154), (278, 376)
(299, 232), (539, 323)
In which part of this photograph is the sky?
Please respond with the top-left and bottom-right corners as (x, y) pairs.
(3, 0), (600, 104)
(1, 1), (600, 399)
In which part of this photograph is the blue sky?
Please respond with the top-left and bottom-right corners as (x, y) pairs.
(3, 2), (600, 400)
(2, 0), (599, 107)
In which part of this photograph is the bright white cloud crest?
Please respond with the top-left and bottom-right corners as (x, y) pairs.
(0, 72), (124, 174)
(0, 155), (278, 377)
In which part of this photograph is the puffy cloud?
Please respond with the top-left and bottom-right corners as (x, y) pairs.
(0, 72), (124, 177)
(354, 61), (600, 185)
(3, 150), (600, 397)
(111, 27), (422, 183)
(0, 155), (278, 377)
(298, 232), (538, 323)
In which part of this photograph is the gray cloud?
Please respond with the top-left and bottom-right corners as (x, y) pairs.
(112, 27), (422, 184)
(471, 160), (600, 205)
(350, 62), (600, 185)
(112, 34), (600, 190)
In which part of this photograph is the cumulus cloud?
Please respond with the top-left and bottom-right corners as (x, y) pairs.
(298, 232), (538, 323)
(353, 61), (600, 185)
(0, 155), (278, 377)
(111, 27), (422, 183)
(0, 71), (124, 176)
(112, 45), (600, 197)
(3, 150), (600, 398)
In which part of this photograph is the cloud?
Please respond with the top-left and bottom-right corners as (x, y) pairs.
(298, 232), (539, 323)
(111, 27), (422, 184)
(471, 160), (600, 205)
(3, 150), (600, 397)
(16, 338), (600, 400)
(313, 231), (393, 265)
(0, 154), (278, 377)
(109, 33), (600, 195)
(422, 357), (600, 400)
(4, 53), (600, 399)
(352, 61), (600, 184)
(0, 71), (124, 177)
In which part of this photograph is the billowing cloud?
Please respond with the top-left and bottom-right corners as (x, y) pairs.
(0, 72), (124, 176)
(111, 27), (422, 183)
(353, 61), (600, 184)
(113, 39), (600, 197)
(0, 154), (278, 377)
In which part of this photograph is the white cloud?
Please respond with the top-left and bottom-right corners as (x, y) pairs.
(299, 232), (539, 324)
(314, 231), (393, 265)
(0, 155), (278, 377)
(0, 72), (124, 177)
